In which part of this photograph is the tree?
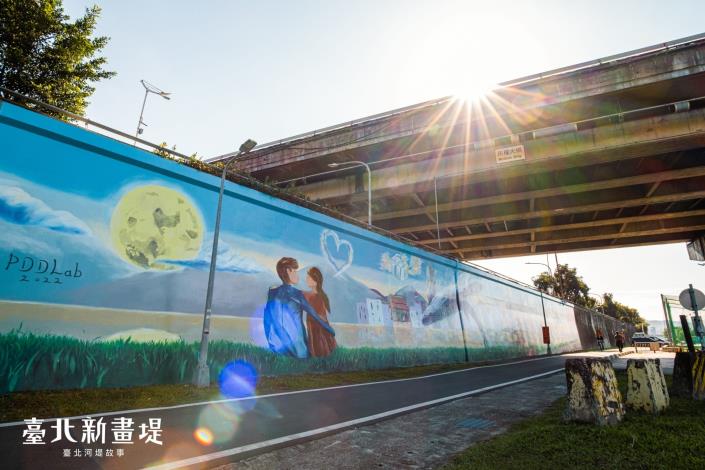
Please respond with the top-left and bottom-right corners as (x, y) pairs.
(532, 263), (592, 308)
(600, 293), (649, 331)
(0, 0), (115, 117)
(532, 263), (648, 329)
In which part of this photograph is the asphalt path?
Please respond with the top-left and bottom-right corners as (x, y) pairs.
(1, 355), (568, 470)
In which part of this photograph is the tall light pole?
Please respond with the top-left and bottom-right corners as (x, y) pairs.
(526, 262), (553, 278)
(194, 138), (257, 387)
(135, 80), (170, 141)
(526, 261), (560, 298)
(328, 161), (372, 225)
(526, 262), (553, 355)
(588, 292), (605, 315)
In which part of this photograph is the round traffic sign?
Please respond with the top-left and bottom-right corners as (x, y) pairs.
(679, 288), (705, 311)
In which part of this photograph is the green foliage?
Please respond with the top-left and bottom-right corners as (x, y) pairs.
(601, 293), (648, 331)
(533, 263), (591, 307)
(532, 263), (646, 328)
(444, 372), (705, 469)
(0, 0), (115, 116)
(0, 329), (546, 393)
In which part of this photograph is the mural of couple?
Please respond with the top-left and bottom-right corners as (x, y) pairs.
(264, 257), (337, 358)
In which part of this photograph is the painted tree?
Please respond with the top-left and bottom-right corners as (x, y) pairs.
(0, 0), (115, 116)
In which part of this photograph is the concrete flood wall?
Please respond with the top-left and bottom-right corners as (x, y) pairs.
(0, 101), (631, 392)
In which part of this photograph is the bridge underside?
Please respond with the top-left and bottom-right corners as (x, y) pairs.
(214, 35), (705, 260)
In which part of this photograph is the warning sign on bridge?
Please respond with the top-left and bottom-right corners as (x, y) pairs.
(495, 145), (525, 164)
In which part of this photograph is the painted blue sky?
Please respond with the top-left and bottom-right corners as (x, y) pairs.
(0, 135), (438, 306)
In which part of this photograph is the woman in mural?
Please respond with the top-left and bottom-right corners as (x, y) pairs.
(304, 267), (337, 357)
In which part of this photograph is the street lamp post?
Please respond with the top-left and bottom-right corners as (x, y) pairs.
(135, 80), (171, 141)
(194, 138), (257, 387)
(524, 263), (563, 299)
(328, 161), (372, 225)
(526, 262), (554, 355)
(525, 261), (553, 278)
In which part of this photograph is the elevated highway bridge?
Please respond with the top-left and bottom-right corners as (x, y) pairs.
(210, 33), (705, 260)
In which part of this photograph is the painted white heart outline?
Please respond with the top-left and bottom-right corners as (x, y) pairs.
(320, 229), (354, 278)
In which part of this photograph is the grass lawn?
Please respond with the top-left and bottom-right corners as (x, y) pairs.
(0, 359), (496, 422)
(444, 371), (705, 469)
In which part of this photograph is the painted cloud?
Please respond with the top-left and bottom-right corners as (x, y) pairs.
(162, 238), (262, 273)
(0, 186), (92, 235)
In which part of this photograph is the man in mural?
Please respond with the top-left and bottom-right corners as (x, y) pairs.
(263, 257), (336, 358)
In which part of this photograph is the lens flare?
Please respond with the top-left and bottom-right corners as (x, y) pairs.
(193, 427), (214, 446)
(197, 403), (241, 444)
(218, 360), (258, 399)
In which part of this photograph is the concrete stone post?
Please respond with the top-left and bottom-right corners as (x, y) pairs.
(625, 358), (669, 413)
(564, 358), (624, 425)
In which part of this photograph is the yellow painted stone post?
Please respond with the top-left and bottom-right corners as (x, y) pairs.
(564, 358), (624, 425)
(693, 352), (705, 400)
(625, 358), (669, 413)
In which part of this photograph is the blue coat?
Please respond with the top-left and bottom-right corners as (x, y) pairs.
(263, 284), (335, 358)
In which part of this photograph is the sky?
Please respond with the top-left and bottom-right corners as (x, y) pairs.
(61, 0), (705, 321)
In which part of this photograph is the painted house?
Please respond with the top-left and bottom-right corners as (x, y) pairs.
(409, 304), (423, 328)
(389, 295), (410, 322)
(357, 298), (388, 326)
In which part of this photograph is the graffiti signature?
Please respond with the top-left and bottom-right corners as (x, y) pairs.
(4, 252), (82, 284)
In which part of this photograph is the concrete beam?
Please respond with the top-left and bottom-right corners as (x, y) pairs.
(389, 187), (705, 235)
(463, 233), (696, 260)
(414, 208), (705, 245)
(370, 165), (705, 222)
(441, 223), (705, 255)
(299, 110), (705, 204)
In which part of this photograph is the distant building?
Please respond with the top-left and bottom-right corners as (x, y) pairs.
(409, 304), (423, 328)
(389, 295), (410, 322)
(356, 302), (369, 323)
(356, 298), (389, 325)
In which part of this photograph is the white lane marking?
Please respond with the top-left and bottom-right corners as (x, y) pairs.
(145, 368), (564, 470)
(0, 355), (561, 428)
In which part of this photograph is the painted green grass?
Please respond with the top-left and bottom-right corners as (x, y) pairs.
(443, 372), (705, 469)
(0, 329), (542, 393)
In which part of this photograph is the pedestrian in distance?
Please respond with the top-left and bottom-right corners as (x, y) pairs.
(595, 328), (605, 351)
(615, 330), (625, 353)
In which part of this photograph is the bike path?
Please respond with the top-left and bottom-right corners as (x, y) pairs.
(1, 355), (568, 469)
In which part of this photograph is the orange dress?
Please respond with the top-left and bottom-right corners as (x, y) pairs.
(304, 292), (337, 357)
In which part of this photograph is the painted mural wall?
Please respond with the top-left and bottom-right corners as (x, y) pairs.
(0, 101), (626, 392)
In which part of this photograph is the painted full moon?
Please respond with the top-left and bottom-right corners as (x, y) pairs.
(110, 185), (204, 269)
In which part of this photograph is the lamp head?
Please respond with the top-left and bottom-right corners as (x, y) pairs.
(328, 163), (339, 168)
(239, 139), (257, 153)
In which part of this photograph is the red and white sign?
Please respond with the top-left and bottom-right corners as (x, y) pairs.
(495, 145), (525, 164)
